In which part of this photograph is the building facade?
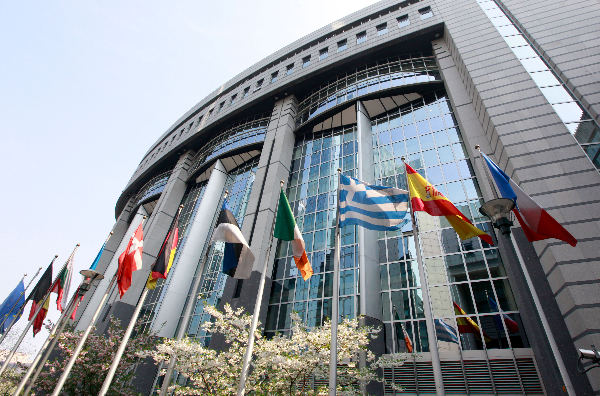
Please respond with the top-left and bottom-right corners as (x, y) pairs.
(74, 0), (600, 394)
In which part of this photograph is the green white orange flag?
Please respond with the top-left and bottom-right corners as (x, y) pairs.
(51, 255), (73, 312)
(405, 163), (493, 245)
(147, 211), (180, 289)
(274, 188), (313, 281)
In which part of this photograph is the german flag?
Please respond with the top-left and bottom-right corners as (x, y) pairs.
(405, 163), (493, 245)
(27, 260), (53, 336)
(147, 211), (181, 289)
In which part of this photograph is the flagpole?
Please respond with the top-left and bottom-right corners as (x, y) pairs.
(51, 273), (115, 395)
(53, 216), (147, 396)
(401, 157), (445, 396)
(328, 168), (342, 396)
(0, 267), (42, 343)
(236, 182), (284, 396)
(16, 283), (81, 396)
(474, 145), (575, 395)
(159, 194), (227, 395)
(12, 244), (80, 395)
(0, 253), (68, 377)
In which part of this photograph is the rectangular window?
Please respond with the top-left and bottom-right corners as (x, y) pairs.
(397, 14), (410, 28)
(356, 31), (367, 44)
(271, 71), (279, 83)
(230, 94), (237, 104)
(337, 39), (347, 52)
(419, 6), (433, 19)
(286, 63), (294, 76)
(319, 47), (329, 60)
(376, 23), (388, 35)
(254, 78), (264, 92)
(302, 55), (311, 68)
(242, 87), (250, 98)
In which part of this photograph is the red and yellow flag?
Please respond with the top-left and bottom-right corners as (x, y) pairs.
(405, 163), (493, 245)
(453, 302), (491, 342)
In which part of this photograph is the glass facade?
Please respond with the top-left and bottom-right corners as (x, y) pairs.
(477, 0), (600, 169)
(296, 54), (440, 127)
(182, 158), (258, 345)
(370, 90), (529, 355)
(265, 125), (358, 337)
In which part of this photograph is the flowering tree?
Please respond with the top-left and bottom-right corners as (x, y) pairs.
(34, 318), (156, 395)
(151, 304), (404, 395)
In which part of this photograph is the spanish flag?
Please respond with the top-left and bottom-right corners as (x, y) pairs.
(274, 188), (313, 281)
(147, 212), (180, 289)
(405, 163), (493, 245)
(453, 301), (491, 342)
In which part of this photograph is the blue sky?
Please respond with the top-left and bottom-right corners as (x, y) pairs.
(0, 0), (375, 352)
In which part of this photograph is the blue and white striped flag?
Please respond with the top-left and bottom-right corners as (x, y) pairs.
(339, 174), (409, 231)
(435, 319), (459, 344)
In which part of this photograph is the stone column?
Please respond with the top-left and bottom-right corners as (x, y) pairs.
(217, 95), (297, 325)
(75, 204), (145, 330)
(152, 159), (228, 337)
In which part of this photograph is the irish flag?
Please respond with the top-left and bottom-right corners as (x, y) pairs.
(274, 188), (313, 281)
(405, 163), (493, 245)
(51, 256), (73, 312)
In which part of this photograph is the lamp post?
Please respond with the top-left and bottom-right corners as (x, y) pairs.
(478, 198), (515, 235)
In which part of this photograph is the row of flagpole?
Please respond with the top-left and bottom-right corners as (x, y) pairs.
(0, 142), (580, 395)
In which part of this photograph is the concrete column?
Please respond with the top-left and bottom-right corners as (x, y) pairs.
(73, 196), (137, 326)
(217, 95), (297, 325)
(152, 160), (228, 337)
(75, 207), (146, 330)
(356, 101), (382, 321)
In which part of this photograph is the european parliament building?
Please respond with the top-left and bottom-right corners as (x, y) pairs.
(74, 0), (600, 394)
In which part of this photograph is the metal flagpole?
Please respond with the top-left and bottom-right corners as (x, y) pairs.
(13, 245), (81, 395)
(401, 157), (445, 396)
(16, 285), (80, 395)
(0, 267), (43, 344)
(236, 182), (284, 395)
(51, 273), (115, 394)
(473, 145), (575, 395)
(96, 287), (150, 396)
(53, 216), (147, 396)
(159, 193), (228, 395)
(0, 253), (72, 377)
(328, 168), (342, 396)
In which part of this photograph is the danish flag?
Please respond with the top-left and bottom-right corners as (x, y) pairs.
(117, 222), (144, 297)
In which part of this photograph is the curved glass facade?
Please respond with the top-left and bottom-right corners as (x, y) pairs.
(370, 90), (529, 355)
(133, 170), (172, 207)
(265, 125), (358, 337)
(188, 117), (269, 178)
(296, 54), (440, 128)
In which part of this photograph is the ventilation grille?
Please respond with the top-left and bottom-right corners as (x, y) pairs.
(383, 357), (543, 395)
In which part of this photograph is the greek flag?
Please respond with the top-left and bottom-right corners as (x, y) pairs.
(339, 174), (409, 231)
(435, 319), (459, 344)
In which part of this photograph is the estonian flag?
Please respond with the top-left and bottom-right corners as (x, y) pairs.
(212, 201), (255, 279)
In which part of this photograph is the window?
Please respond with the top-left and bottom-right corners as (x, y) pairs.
(356, 31), (367, 44)
(271, 71), (279, 83)
(218, 101), (225, 112)
(337, 39), (347, 52)
(319, 47), (329, 60)
(286, 63), (294, 76)
(231, 94), (237, 104)
(242, 86), (250, 98)
(376, 23), (388, 35)
(397, 14), (410, 28)
(419, 6), (433, 19)
(208, 108), (214, 117)
(254, 79), (264, 92)
(302, 55), (311, 68)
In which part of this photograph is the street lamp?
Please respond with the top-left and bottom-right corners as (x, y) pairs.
(478, 198), (515, 235)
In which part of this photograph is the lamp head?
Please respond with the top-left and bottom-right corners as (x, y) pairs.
(479, 198), (515, 235)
